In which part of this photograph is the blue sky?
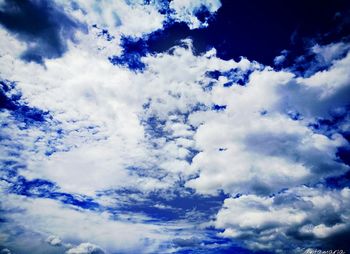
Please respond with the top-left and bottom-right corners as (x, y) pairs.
(0, 0), (350, 253)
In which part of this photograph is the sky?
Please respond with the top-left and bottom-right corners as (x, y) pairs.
(0, 0), (350, 253)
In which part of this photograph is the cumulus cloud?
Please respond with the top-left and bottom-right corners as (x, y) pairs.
(1, 0), (221, 63)
(0, 191), (177, 253)
(62, 0), (165, 38)
(274, 49), (288, 66)
(46, 235), (62, 247)
(1, 1), (350, 252)
(297, 50), (350, 103)
(214, 186), (350, 252)
(186, 54), (350, 195)
(1, 31), (350, 252)
(66, 243), (105, 254)
(169, 0), (222, 29)
(0, 31), (255, 196)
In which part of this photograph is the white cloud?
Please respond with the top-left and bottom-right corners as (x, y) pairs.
(56, 0), (165, 38)
(311, 42), (350, 64)
(66, 243), (105, 254)
(46, 235), (63, 247)
(57, 0), (222, 41)
(1, 31), (258, 196)
(273, 50), (288, 66)
(1, 4), (350, 252)
(0, 192), (179, 253)
(214, 186), (350, 252)
(186, 65), (349, 195)
(298, 50), (350, 99)
(169, 0), (222, 29)
(1, 27), (349, 200)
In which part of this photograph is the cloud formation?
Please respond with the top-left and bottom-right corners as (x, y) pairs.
(0, 1), (350, 253)
(66, 243), (105, 254)
(169, 0), (222, 29)
(0, 0), (86, 63)
(215, 186), (350, 252)
(186, 50), (350, 195)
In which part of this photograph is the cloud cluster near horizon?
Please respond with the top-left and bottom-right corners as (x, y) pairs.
(1, 0), (350, 253)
